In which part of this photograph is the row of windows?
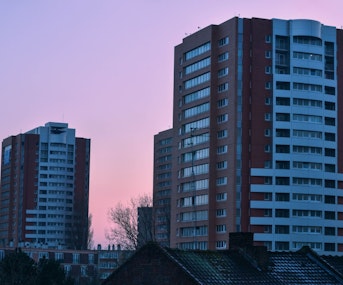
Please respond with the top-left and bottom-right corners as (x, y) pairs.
(184, 102), (210, 118)
(293, 51), (322, 61)
(179, 194), (208, 207)
(184, 72), (210, 90)
(275, 97), (335, 111)
(293, 67), (322, 76)
(180, 226), (208, 237)
(183, 87), (210, 104)
(263, 225), (336, 235)
(271, 177), (336, 188)
(181, 163), (209, 177)
(179, 179), (209, 192)
(184, 57), (211, 75)
(184, 42), (211, 61)
(267, 241), (336, 251)
(179, 210), (208, 221)
(181, 148), (209, 162)
(261, 209), (336, 219)
(274, 129), (335, 141)
(262, 192), (336, 204)
(181, 117), (210, 134)
(181, 132), (209, 148)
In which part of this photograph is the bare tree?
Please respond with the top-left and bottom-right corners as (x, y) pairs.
(106, 193), (152, 250)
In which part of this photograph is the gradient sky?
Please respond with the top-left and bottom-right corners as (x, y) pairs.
(1, 0), (342, 247)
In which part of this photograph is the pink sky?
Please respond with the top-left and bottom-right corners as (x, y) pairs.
(0, 0), (342, 247)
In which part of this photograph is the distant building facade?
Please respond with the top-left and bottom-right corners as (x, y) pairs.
(153, 17), (343, 255)
(137, 207), (153, 248)
(153, 129), (173, 247)
(0, 245), (133, 284)
(0, 122), (90, 249)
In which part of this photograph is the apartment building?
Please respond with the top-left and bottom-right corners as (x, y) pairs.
(0, 122), (90, 249)
(153, 17), (343, 255)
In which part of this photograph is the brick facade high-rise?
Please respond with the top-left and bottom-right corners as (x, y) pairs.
(153, 17), (343, 255)
(0, 122), (90, 249)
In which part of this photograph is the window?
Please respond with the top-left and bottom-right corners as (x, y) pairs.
(185, 42), (211, 61)
(325, 86), (335, 95)
(184, 87), (210, 104)
(217, 161), (227, 170)
(265, 82), (272, 89)
(218, 83), (229, 93)
(276, 209), (290, 218)
(324, 243), (335, 252)
(276, 81), (290, 90)
(265, 35), (272, 43)
(325, 227), (335, 236)
(73, 253), (80, 264)
(217, 98), (228, 108)
(264, 209), (272, 217)
(182, 163), (209, 177)
(216, 209), (227, 217)
(217, 145), (228, 154)
(325, 148), (335, 157)
(218, 37), (229, 46)
(265, 113), (271, 121)
(264, 225), (272, 233)
(216, 225), (227, 233)
(264, 192), (272, 200)
(276, 113), (290, 122)
(264, 66), (272, 74)
(218, 67), (229, 77)
(265, 51), (272, 58)
(216, 177), (227, 186)
(264, 129), (271, 137)
(325, 211), (335, 220)
(293, 51), (322, 61)
(276, 145), (290, 153)
(275, 161), (290, 169)
(325, 101), (335, 110)
(275, 225), (289, 234)
(325, 179), (335, 188)
(276, 129), (290, 137)
(217, 114), (228, 123)
(218, 52), (229, 62)
(185, 72), (210, 89)
(55, 252), (64, 261)
(325, 132), (335, 142)
(216, 241), (227, 249)
(182, 117), (209, 134)
(293, 82), (322, 92)
(275, 177), (289, 185)
(216, 193), (227, 201)
(275, 242), (289, 251)
(276, 193), (289, 201)
(184, 102), (210, 118)
(217, 130), (228, 138)
(184, 57), (211, 75)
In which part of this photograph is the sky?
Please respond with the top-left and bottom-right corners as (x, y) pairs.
(1, 0), (343, 247)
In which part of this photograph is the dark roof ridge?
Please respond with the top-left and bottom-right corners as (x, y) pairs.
(161, 245), (203, 285)
(298, 246), (343, 283)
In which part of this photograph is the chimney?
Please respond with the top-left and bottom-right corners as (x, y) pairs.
(229, 232), (254, 249)
(229, 232), (269, 271)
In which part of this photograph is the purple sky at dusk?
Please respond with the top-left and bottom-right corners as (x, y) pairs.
(1, 0), (342, 247)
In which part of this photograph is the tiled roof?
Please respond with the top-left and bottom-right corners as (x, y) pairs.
(162, 246), (343, 285)
(103, 242), (343, 285)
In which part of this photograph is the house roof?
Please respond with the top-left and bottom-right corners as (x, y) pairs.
(103, 242), (343, 285)
(162, 246), (343, 285)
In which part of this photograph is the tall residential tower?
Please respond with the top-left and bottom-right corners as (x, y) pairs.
(153, 17), (343, 255)
(0, 122), (90, 249)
